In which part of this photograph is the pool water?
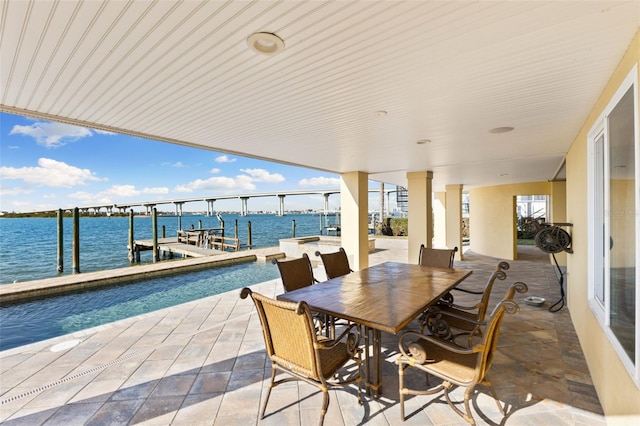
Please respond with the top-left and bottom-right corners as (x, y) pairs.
(0, 262), (279, 351)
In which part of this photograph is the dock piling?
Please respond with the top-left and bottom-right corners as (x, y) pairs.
(57, 209), (63, 273)
(128, 209), (135, 263)
(152, 207), (158, 263)
(72, 207), (80, 274)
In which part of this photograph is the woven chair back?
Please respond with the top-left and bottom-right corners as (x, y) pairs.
(273, 253), (316, 292)
(476, 282), (526, 380)
(418, 244), (457, 268)
(475, 263), (509, 322)
(318, 248), (352, 279)
(250, 291), (320, 380)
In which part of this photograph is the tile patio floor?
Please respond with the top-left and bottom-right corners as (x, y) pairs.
(0, 239), (605, 425)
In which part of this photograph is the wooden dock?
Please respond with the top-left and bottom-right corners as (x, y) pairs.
(129, 227), (243, 261)
(132, 237), (227, 259)
(176, 229), (240, 252)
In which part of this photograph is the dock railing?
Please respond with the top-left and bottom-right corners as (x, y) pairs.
(208, 235), (240, 252)
(177, 229), (240, 252)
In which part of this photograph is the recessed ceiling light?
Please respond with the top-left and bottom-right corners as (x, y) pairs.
(247, 32), (285, 55)
(416, 139), (431, 145)
(489, 126), (514, 134)
(375, 110), (387, 117)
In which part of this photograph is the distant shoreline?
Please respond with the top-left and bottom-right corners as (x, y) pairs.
(0, 210), (326, 218)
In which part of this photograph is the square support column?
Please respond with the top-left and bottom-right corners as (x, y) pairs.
(446, 184), (464, 260)
(433, 192), (446, 248)
(340, 172), (369, 271)
(407, 171), (433, 264)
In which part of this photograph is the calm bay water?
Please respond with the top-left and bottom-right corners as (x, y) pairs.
(0, 213), (328, 284)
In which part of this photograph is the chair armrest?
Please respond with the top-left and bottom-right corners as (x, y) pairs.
(422, 305), (488, 340)
(438, 300), (483, 311)
(398, 330), (482, 364)
(426, 305), (488, 327)
(450, 287), (484, 295)
(317, 322), (361, 354)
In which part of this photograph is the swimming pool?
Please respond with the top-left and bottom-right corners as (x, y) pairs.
(0, 261), (280, 351)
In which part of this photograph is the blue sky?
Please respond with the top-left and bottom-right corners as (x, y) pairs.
(1, 112), (391, 214)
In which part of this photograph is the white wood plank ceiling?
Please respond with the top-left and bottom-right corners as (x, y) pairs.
(1, 1), (639, 190)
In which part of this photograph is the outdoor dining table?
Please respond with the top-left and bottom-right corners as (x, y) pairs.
(277, 261), (472, 396)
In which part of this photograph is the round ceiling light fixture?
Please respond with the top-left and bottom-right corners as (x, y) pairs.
(489, 126), (514, 134)
(247, 32), (285, 55)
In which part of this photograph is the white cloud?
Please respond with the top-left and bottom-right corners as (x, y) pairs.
(0, 158), (105, 187)
(11, 200), (33, 207)
(0, 186), (34, 196)
(68, 191), (97, 202)
(161, 161), (192, 168)
(9, 121), (93, 148)
(298, 176), (340, 187)
(240, 168), (285, 183)
(143, 187), (169, 195)
(173, 169), (282, 196)
(101, 184), (140, 198)
(174, 175), (256, 193)
(93, 129), (115, 135)
(68, 184), (168, 204)
(210, 168), (221, 174)
(215, 155), (236, 163)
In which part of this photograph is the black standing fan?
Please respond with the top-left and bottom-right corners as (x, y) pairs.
(534, 224), (572, 312)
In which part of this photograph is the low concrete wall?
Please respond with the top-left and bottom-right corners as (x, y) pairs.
(0, 246), (285, 304)
(279, 236), (375, 260)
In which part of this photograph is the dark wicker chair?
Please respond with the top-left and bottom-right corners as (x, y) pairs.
(240, 288), (363, 425)
(416, 245), (458, 326)
(418, 244), (458, 268)
(315, 247), (352, 279)
(273, 253), (334, 335)
(272, 253), (318, 292)
(315, 247), (354, 337)
(397, 282), (528, 425)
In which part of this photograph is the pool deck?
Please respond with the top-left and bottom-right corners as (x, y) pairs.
(0, 238), (605, 425)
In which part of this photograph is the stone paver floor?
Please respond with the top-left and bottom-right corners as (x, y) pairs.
(0, 239), (604, 425)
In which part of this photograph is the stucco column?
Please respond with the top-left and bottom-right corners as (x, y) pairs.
(407, 171), (433, 264)
(446, 184), (464, 260)
(433, 192), (446, 247)
(340, 171), (369, 271)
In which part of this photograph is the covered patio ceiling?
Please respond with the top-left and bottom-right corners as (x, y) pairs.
(1, 1), (638, 191)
